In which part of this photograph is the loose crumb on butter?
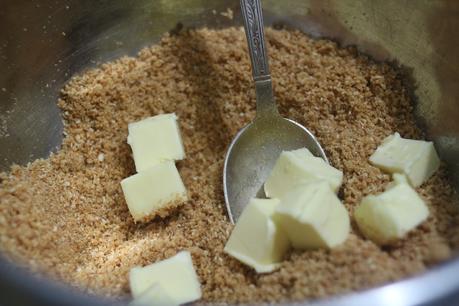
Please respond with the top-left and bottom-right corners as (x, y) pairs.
(0, 27), (459, 304)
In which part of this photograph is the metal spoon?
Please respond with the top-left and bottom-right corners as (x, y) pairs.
(223, 0), (328, 223)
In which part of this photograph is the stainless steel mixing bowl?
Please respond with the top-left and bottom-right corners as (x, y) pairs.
(1, 0), (459, 305)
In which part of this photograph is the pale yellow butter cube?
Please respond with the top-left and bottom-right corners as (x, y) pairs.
(128, 113), (185, 172)
(392, 173), (409, 185)
(121, 161), (187, 222)
(386, 173), (410, 189)
(264, 148), (343, 198)
(224, 198), (289, 273)
(130, 283), (176, 306)
(129, 251), (201, 305)
(290, 147), (314, 159)
(274, 181), (350, 249)
(354, 176), (429, 245)
(369, 132), (440, 187)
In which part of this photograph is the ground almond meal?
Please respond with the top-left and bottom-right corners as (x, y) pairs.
(1, 27), (459, 303)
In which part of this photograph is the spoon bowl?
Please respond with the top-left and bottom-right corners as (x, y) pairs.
(224, 114), (327, 223)
(223, 0), (327, 223)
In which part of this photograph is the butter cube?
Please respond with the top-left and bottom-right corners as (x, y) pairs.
(264, 148), (343, 198)
(224, 198), (289, 273)
(128, 113), (185, 172)
(130, 283), (176, 306)
(369, 132), (440, 187)
(129, 251), (201, 305)
(274, 181), (350, 249)
(354, 175), (429, 245)
(392, 173), (409, 185)
(121, 161), (187, 222)
(386, 173), (409, 189)
(290, 147), (314, 159)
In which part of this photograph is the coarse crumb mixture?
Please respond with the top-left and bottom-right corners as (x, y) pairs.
(1, 27), (459, 303)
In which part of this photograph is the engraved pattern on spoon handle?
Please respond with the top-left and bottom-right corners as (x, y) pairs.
(240, 0), (271, 81)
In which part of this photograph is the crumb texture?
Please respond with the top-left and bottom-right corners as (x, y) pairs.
(135, 195), (189, 223)
(1, 28), (459, 303)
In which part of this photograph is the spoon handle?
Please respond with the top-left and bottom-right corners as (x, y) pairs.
(240, 0), (278, 116)
(240, 0), (270, 81)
